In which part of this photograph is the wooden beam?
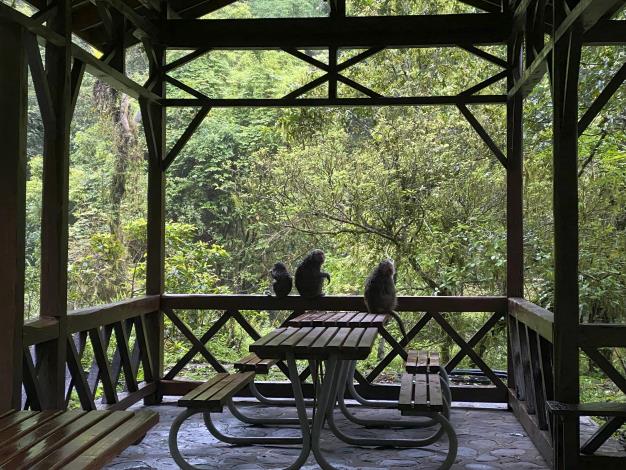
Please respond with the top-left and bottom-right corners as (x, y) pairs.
(36, 0), (72, 411)
(144, 42), (166, 404)
(161, 294), (507, 312)
(67, 296), (160, 333)
(508, 298), (554, 341)
(169, 0), (238, 18)
(457, 0), (502, 13)
(162, 106), (210, 171)
(164, 14), (511, 49)
(552, 2), (583, 465)
(0, 19), (27, 412)
(457, 103), (508, 167)
(162, 95), (507, 107)
(0, 3), (158, 101)
(579, 324), (626, 347)
(509, 0), (624, 98)
(99, 0), (159, 37)
(585, 20), (626, 45)
(578, 61), (626, 135)
(506, 35), (523, 299)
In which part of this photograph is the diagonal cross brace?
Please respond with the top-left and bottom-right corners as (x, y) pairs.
(163, 308), (231, 379)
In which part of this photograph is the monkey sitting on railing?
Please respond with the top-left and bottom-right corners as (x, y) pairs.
(364, 259), (407, 339)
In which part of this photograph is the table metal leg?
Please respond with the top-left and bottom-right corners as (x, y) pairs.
(337, 361), (442, 429)
(227, 399), (311, 426)
(169, 408), (303, 470)
(249, 381), (315, 407)
(310, 356), (343, 470)
(285, 352), (313, 470)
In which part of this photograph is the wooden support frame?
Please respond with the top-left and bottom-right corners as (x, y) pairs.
(36, 0), (73, 411)
(551, 1), (583, 466)
(144, 37), (166, 404)
(164, 14), (512, 49)
(0, 19), (28, 412)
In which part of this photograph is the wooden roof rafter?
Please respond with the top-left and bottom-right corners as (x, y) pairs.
(164, 13), (512, 49)
(509, 0), (626, 98)
(0, 2), (159, 102)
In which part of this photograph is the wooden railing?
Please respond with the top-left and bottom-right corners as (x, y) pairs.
(22, 295), (160, 411)
(508, 297), (555, 465)
(160, 294), (509, 403)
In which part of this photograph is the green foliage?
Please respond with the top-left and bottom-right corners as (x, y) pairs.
(19, 0), (626, 407)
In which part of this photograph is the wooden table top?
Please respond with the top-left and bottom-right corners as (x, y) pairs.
(250, 326), (379, 360)
(285, 311), (389, 328)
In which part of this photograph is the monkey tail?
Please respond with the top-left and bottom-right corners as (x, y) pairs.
(389, 310), (407, 340)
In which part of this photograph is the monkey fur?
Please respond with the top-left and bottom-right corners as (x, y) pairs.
(269, 262), (293, 298)
(364, 259), (407, 338)
(295, 249), (331, 298)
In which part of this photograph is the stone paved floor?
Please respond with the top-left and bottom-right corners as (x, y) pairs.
(107, 399), (550, 469)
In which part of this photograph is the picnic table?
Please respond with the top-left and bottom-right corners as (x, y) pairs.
(250, 325), (379, 470)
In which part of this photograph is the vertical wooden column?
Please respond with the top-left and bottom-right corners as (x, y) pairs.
(37, 0), (72, 410)
(506, 33), (524, 391)
(144, 40), (166, 403)
(551, 0), (582, 466)
(0, 20), (27, 412)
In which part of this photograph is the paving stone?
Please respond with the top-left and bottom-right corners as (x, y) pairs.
(107, 401), (555, 469)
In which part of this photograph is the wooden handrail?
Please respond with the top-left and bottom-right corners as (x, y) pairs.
(161, 294), (507, 312)
(22, 295), (160, 345)
(508, 298), (554, 341)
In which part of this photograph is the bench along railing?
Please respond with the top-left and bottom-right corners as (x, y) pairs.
(507, 297), (555, 465)
(160, 294), (508, 403)
(22, 295), (160, 411)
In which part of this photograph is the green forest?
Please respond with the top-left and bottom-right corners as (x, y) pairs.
(12, 0), (626, 405)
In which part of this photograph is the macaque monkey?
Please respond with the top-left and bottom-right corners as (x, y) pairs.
(295, 249), (331, 298)
(269, 262), (293, 298)
(364, 259), (407, 338)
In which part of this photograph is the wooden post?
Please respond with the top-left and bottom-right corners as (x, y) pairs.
(551, 1), (582, 466)
(37, 0), (72, 410)
(0, 20), (27, 412)
(144, 42), (165, 404)
(507, 32), (524, 392)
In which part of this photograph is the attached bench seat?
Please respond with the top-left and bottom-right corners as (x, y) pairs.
(405, 350), (442, 374)
(398, 372), (445, 415)
(234, 353), (278, 374)
(0, 409), (158, 470)
(178, 371), (255, 411)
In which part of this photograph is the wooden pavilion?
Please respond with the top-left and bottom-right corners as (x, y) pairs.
(1, 0), (625, 468)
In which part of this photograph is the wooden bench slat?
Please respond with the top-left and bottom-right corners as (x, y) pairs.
(312, 326), (339, 348)
(267, 327), (300, 347)
(293, 326), (326, 352)
(234, 353), (278, 374)
(30, 411), (134, 470)
(406, 350), (418, 369)
(179, 372), (255, 410)
(0, 410), (15, 420)
(252, 328), (285, 347)
(2, 411), (110, 468)
(428, 373), (443, 408)
(0, 410), (62, 448)
(63, 411), (159, 470)
(429, 352), (440, 366)
(399, 372), (414, 406)
(191, 375), (237, 404)
(0, 411), (86, 465)
(398, 373), (444, 415)
(358, 327), (379, 350)
(348, 312), (368, 325)
(180, 373), (229, 403)
(326, 327), (351, 349)
(210, 372), (255, 403)
(0, 410), (37, 433)
(546, 401), (626, 417)
(341, 327), (365, 350)
(413, 373), (428, 405)
(280, 327), (312, 347)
